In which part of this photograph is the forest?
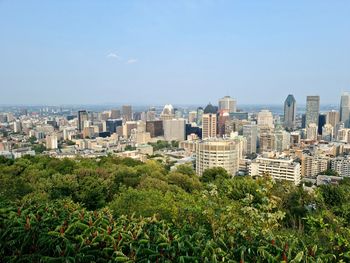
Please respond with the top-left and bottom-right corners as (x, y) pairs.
(1, 155), (350, 262)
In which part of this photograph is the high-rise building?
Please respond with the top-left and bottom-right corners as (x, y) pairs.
(123, 121), (137, 138)
(217, 110), (230, 136)
(163, 119), (186, 141)
(243, 124), (258, 154)
(259, 131), (275, 153)
(331, 157), (350, 177)
(322, 124), (333, 141)
(340, 92), (350, 128)
(110, 109), (121, 119)
(46, 133), (58, 150)
(202, 103), (217, 139)
(274, 129), (291, 152)
(122, 105), (133, 121)
(301, 155), (329, 177)
(305, 96), (320, 127)
(306, 123), (318, 140)
(196, 139), (239, 177)
(188, 111), (197, 123)
(160, 104), (175, 121)
(78, 110), (89, 132)
(257, 110), (274, 128)
(196, 107), (204, 126)
(106, 119), (123, 134)
(218, 96), (237, 113)
(318, 114), (327, 135)
(146, 120), (164, 138)
(326, 110), (340, 137)
(283, 94), (296, 130)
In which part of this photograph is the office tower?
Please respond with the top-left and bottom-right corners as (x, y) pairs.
(46, 134), (58, 149)
(123, 121), (137, 138)
(196, 139), (239, 177)
(163, 119), (186, 141)
(305, 96), (320, 127)
(160, 104), (175, 120)
(196, 107), (204, 125)
(188, 111), (197, 123)
(257, 110), (274, 128)
(327, 110), (340, 136)
(217, 110), (230, 136)
(83, 127), (95, 138)
(306, 123), (318, 140)
(133, 112), (143, 121)
(146, 120), (164, 137)
(243, 124), (258, 154)
(318, 114), (327, 135)
(110, 109), (121, 119)
(78, 110), (88, 132)
(259, 132), (275, 153)
(122, 105), (133, 121)
(340, 92), (350, 128)
(274, 129), (291, 152)
(283, 94), (296, 130)
(322, 124), (333, 141)
(218, 96), (237, 113)
(202, 103), (217, 139)
(13, 120), (22, 133)
(301, 114), (306, 129)
(106, 119), (123, 134)
(248, 157), (301, 185)
(146, 107), (156, 121)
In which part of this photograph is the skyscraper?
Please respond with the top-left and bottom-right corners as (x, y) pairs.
(340, 92), (350, 127)
(305, 96), (320, 127)
(122, 105), (133, 121)
(283, 94), (296, 130)
(78, 110), (89, 132)
(202, 103), (217, 139)
(243, 124), (258, 154)
(218, 96), (237, 113)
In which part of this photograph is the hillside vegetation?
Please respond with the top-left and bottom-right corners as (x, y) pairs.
(1, 155), (350, 262)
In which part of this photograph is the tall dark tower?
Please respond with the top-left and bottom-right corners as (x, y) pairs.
(284, 94), (296, 130)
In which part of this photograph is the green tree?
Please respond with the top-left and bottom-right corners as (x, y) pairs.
(200, 167), (229, 183)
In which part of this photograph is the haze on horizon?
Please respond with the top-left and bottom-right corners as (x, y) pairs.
(0, 0), (349, 106)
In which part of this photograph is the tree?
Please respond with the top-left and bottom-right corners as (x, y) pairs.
(200, 167), (229, 183)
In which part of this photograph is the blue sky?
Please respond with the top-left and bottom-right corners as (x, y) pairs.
(0, 0), (349, 106)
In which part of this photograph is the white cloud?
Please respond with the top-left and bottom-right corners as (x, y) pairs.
(106, 52), (121, 60)
(126, 58), (138, 64)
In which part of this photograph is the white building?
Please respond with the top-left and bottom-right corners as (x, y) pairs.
(331, 157), (350, 177)
(306, 123), (318, 140)
(218, 96), (237, 113)
(195, 139), (239, 177)
(248, 157), (301, 185)
(163, 119), (186, 141)
(257, 110), (274, 129)
(46, 134), (58, 150)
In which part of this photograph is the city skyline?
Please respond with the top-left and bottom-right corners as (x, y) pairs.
(1, 1), (350, 105)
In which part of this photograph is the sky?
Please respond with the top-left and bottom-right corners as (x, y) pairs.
(0, 0), (349, 106)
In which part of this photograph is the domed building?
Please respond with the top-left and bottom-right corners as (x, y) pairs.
(203, 103), (218, 114)
(160, 104), (175, 121)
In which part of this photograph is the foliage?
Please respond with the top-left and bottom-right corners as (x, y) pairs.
(1, 155), (350, 261)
